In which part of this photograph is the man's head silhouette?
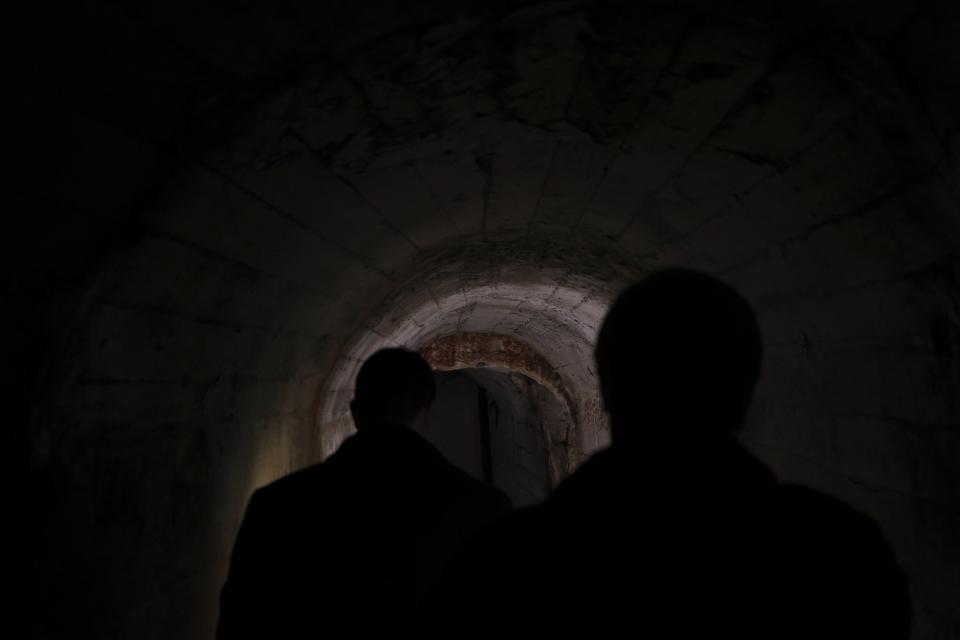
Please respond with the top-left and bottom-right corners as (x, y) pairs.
(350, 347), (436, 431)
(595, 269), (762, 445)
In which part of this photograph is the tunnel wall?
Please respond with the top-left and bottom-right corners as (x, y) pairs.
(9, 1), (960, 638)
(428, 369), (554, 507)
(468, 368), (555, 507)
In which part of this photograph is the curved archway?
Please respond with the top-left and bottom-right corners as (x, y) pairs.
(422, 332), (583, 484)
(13, 2), (960, 637)
(311, 236), (630, 468)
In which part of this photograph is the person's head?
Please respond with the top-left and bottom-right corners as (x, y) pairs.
(595, 269), (762, 445)
(350, 348), (436, 431)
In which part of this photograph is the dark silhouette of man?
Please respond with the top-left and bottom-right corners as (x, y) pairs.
(414, 269), (911, 639)
(217, 348), (511, 640)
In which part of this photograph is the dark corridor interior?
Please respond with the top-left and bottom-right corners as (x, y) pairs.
(7, 0), (960, 638)
(428, 369), (554, 507)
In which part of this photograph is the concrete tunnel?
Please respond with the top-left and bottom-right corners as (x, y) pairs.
(7, 0), (960, 637)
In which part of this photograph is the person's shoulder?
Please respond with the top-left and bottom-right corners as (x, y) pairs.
(771, 485), (911, 636)
(774, 483), (880, 532)
(771, 483), (900, 568)
(545, 446), (628, 508)
(248, 461), (328, 510)
(444, 463), (512, 513)
(450, 502), (548, 566)
(494, 502), (551, 539)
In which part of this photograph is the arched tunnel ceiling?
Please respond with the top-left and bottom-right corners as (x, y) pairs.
(130, 0), (960, 462)
(64, 0), (960, 508)
(11, 1), (960, 638)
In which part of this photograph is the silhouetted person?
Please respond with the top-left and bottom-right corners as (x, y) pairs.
(414, 269), (910, 639)
(217, 348), (511, 640)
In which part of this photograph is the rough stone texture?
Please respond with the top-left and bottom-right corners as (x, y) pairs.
(8, 1), (960, 638)
(423, 333), (580, 482)
(472, 369), (556, 507)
